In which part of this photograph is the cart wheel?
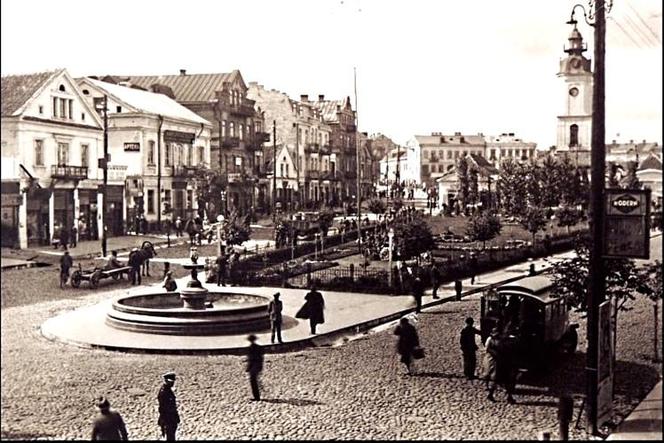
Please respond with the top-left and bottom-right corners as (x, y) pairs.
(71, 271), (82, 288)
(91, 271), (101, 288)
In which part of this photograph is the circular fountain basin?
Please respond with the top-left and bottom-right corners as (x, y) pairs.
(106, 292), (271, 335)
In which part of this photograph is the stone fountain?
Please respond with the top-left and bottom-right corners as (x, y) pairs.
(104, 247), (271, 335)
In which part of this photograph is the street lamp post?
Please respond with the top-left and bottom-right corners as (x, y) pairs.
(388, 228), (394, 288)
(95, 95), (109, 258)
(216, 214), (225, 256)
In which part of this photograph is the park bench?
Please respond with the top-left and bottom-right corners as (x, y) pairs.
(70, 265), (132, 288)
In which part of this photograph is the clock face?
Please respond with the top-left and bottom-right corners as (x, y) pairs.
(571, 58), (582, 69)
(569, 87), (579, 97)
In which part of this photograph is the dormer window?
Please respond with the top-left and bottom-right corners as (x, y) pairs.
(59, 84), (66, 92)
(116, 106), (122, 113)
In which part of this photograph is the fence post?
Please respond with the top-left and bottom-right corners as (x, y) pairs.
(349, 263), (354, 282)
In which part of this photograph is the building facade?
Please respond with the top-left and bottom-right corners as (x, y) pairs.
(77, 78), (212, 230)
(103, 70), (266, 217)
(1, 69), (103, 248)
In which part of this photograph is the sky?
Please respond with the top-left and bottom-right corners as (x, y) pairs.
(1, 0), (661, 148)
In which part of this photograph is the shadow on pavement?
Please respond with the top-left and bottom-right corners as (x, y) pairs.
(260, 398), (324, 406)
(412, 371), (466, 380)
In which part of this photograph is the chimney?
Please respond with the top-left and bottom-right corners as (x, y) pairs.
(642, 139), (646, 144)
(629, 139), (634, 144)
(612, 140), (616, 144)
(300, 94), (309, 102)
(318, 94), (325, 101)
(179, 69), (187, 76)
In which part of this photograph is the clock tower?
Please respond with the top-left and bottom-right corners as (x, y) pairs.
(556, 22), (593, 157)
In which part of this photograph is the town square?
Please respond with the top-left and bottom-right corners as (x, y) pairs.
(1, 0), (662, 440)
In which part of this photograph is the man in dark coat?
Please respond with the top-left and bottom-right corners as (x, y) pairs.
(454, 279), (463, 301)
(59, 250), (74, 289)
(215, 250), (227, 286)
(411, 275), (424, 313)
(268, 292), (284, 344)
(128, 248), (142, 285)
(157, 372), (180, 441)
(431, 261), (442, 299)
(394, 317), (420, 375)
(246, 334), (264, 401)
(91, 397), (128, 441)
(303, 285), (325, 334)
(460, 317), (482, 380)
(59, 225), (69, 250)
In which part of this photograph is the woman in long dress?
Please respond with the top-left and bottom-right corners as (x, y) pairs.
(394, 317), (420, 375)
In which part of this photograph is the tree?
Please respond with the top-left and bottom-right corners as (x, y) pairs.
(556, 205), (582, 234)
(468, 167), (479, 208)
(465, 211), (502, 249)
(391, 213), (434, 260)
(457, 156), (470, 213)
(523, 162), (544, 208)
(540, 155), (562, 208)
(520, 206), (547, 243)
(639, 260), (663, 361)
(222, 210), (251, 246)
(551, 236), (655, 368)
(190, 166), (225, 220)
(367, 198), (387, 214)
(622, 161), (642, 189)
(497, 158), (527, 217)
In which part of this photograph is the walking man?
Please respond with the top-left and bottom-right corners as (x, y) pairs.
(157, 372), (180, 441)
(91, 396), (128, 441)
(59, 250), (73, 289)
(175, 217), (183, 237)
(454, 279), (463, 301)
(215, 249), (227, 286)
(71, 223), (78, 248)
(431, 261), (441, 299)
(302, 284), (325, 334)
(268, 292), (283, 344)
(411, 275), (424, 313)
(246, 334), (264, 401)
(460, 317), (482, 380)
(128, 248), (142, 285)
(394, 317), (420, 375)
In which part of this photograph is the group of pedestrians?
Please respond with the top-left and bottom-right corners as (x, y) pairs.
(210, 246), (240, 286)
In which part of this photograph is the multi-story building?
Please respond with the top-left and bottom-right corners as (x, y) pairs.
(76, 78), (212, 230)
(1, 69), (104, 248)
(408, 131), (535, 186)
(356, 131), (375, 199)
(247, 84), (336, 209)
(101, 70), (266, 216)
(311, 96), (357, 202)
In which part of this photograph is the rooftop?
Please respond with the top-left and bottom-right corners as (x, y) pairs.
(1, 70), (62, 117)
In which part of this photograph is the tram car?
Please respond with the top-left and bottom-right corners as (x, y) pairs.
(480, 275), (578, 371)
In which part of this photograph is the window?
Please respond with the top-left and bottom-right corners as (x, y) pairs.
(198, 146), (204, 163)
(187, 145), (193, 166)
(165, 143), (171, 166)
(34, 140), (44, 166)
(68, 100), (73, 119)
(147, 141), (155, 165)
(81, 113), (85, 121)
(57, 142), (69, 166)
(422, 165), (429, 174)
(239, 124), (244, 140)
(230, 122), (235, 138)
(59, 99), (66, 118)
(39, 105), (44, 115)
(52, 97), (58, 117)
(186, 190), (193, 209)
(81, 144), (89, 168)
(116, 106), (122, 113)
(221, 120), (227, 138)
(569, 124), (579, 147)
(490, 149), (496, 160)
(164, 189), (172, 207)
(147, 189), (155, 214)
(280, 164), (284, 177)
(59, 84), (66, 92)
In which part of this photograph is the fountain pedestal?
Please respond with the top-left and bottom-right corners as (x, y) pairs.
(182, 261), (207, 310)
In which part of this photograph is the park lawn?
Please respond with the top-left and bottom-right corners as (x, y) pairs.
(425, 215), (588, 248)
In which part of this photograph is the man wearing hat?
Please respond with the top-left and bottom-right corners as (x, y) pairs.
(128, 247), (142, 286)
(268, 292), (284, 344)
(91, 396), (128, 441)
(157, 372), (180, 441)
(246, 335), (264, 401)
(459, 317), (482, 380)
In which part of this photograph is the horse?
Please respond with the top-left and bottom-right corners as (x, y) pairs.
(129, 241), (157, 284)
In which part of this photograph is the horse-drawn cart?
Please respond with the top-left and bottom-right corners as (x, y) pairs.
(70, 264), (132, 288)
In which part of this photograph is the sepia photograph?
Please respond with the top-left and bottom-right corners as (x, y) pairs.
(1, 0), (662, 440)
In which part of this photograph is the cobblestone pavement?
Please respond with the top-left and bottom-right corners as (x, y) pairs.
(2, 284), (661, 440)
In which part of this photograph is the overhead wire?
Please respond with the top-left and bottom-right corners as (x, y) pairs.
(625, 0), (662, 44)
(620, 9), (658, 47)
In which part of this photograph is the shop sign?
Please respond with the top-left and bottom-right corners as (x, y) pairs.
(124, 142), (140, 152)
(164, 130), (195, 144)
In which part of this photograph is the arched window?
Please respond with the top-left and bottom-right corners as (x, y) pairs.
(59, 84), (66, 92)
(569, 124), (579, 147)
(221, 120), (226, 138)
(230, 122), (235, 138)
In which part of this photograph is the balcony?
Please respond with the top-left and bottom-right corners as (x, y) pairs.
(173, 165), (198, 177)
(51, 165), (88, 180)
(346, 124), (357, 132)
(222, 137), (240, 148)
(321, 171), (338, 181)
(319, 144), (332, 155)
(305, 170), (320, 179)
(304, 143), (320, 153)
(256, 131), (271, 143)
(230, 99), (256, 117)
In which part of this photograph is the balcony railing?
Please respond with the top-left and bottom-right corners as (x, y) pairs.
(230, 100), (256, 117)
(173, 165), (198, 177)
(51, 165), (88, 180)
(222, 137), (240, 148)
(304, 143), (320, 153)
